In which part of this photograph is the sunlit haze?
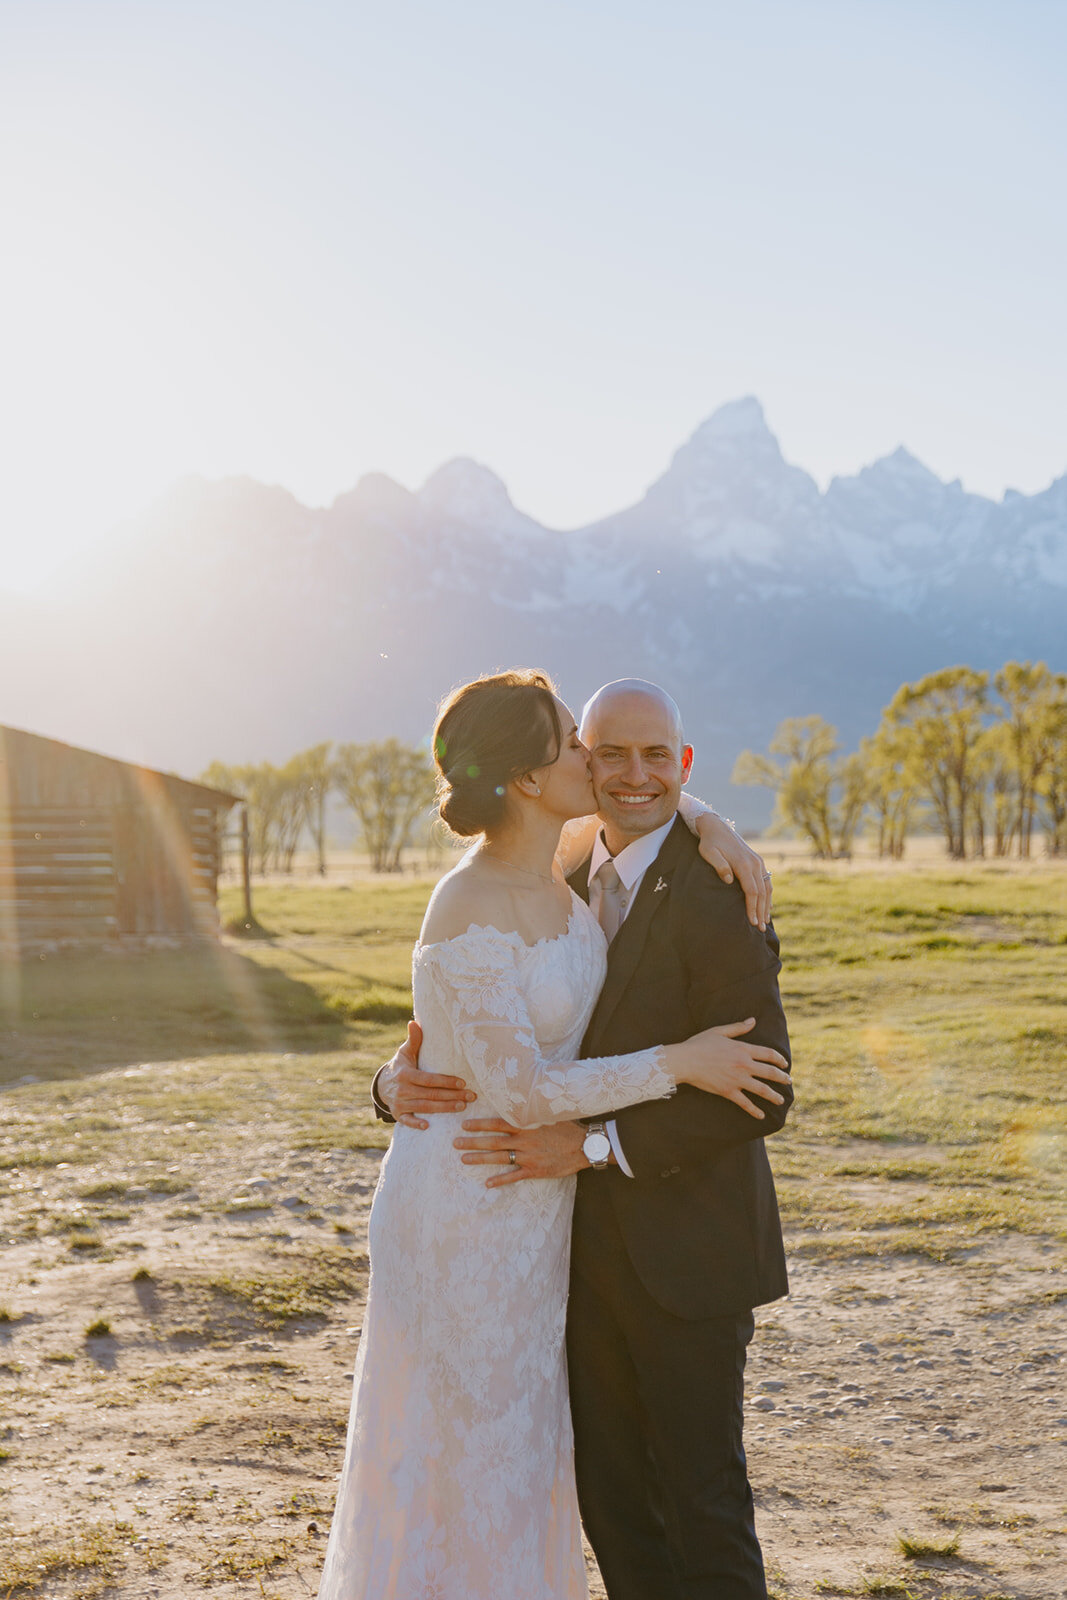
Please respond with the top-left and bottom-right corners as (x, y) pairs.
(2, 0), (1066, 593)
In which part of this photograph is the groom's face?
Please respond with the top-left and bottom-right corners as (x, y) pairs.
(581, 689), (694, 852)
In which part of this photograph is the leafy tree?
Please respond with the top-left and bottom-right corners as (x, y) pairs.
(202, 761), (287, 874)
(293, 742), (334, 876)
(862, 727), (921, 858)
(882, 667), (989, 858)
(1037, 683), (1067, 855)
(733, 715), (863, 857)
(834, 749), (873, 857)
(334, 739), (435, 873)
(983, 721), (1019, 857)
(239, 765), (287, 874)
(275, 760), (310, 873)
(994, 662), (1065, 857)
(201, 760), (241, 801)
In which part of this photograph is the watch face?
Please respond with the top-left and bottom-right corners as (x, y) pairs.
(583, 1132), (611, 1165)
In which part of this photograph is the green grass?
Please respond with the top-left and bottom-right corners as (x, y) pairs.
(0, 1520), (135, 1596)
(88, 1247), (374, 1349)
(77, 1180), (129, 1200)
(0, 877), (430, 1168)
(771, 865), (1067, 1256)
(1, 867), (1065, 1258)
(0, 877), (431, 1084)
(0, 943), (348, 1083)
(897, 1532), (961, 1559)
(205, 1250), (369, 1329)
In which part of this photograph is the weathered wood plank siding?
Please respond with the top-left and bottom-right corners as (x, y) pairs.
(0, 726), (237, 949)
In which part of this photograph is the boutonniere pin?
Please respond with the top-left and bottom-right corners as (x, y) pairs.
(653, 877), (668, 893)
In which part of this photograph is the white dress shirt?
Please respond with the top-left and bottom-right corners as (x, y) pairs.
(588, 816), (677, 1178)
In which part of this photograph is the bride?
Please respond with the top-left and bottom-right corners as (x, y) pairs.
(317, 670), (789, 1599)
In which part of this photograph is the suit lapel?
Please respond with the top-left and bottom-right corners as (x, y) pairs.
(584, 816), (688, 1050)
(568, 855), (592, 905)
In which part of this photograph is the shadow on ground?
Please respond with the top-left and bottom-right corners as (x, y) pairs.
(0, 943), (350, 1085)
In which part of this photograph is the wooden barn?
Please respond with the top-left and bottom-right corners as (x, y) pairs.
(0, 726), (241, 951)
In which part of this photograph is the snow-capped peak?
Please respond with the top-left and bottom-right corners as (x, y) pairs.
(418, 457), (519, 527)
(692, 395), (770, 442)
(666, 397), (790, 483)
(868, 445), (944, 486)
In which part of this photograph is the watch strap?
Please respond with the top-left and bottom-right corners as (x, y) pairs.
(370, 1064), (397, 1124)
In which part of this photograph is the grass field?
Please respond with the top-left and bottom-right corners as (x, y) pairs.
(1, 861), (1065, 1598)
(5, 864), (1065, 1254)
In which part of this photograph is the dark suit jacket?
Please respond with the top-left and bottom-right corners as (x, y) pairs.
(569, 815), (792, 1320)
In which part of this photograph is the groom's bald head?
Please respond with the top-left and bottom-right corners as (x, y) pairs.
(579, 679), (685, 749)
(579, 679), (693, 851)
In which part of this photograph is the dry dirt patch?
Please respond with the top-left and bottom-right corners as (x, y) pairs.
(1, 1092), (1064, 1599)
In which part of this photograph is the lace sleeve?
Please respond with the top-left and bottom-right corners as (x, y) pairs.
(677, 792), (736, 834)
(414, 933), (674, 1128)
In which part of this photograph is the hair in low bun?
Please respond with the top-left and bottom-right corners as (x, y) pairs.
(437, 776), (500, 839)
(433, 669), (562, 839)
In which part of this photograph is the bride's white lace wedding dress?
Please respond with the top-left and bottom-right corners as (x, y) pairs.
(317, 892), (674, 1599)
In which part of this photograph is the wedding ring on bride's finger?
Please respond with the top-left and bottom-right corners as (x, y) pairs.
(507, 1150), (517, 1166)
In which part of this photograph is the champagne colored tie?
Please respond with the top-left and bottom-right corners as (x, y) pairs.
(595, 859), (626, 943)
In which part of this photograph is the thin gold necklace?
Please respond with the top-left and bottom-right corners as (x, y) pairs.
(481, 850), (559, 887)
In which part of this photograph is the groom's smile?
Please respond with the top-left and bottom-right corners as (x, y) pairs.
(602, 787), (667, 820)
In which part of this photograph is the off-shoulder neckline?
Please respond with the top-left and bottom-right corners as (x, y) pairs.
(415, 896), (588, 956)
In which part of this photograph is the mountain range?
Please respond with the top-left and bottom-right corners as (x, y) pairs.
(3, 397), (1064, 825)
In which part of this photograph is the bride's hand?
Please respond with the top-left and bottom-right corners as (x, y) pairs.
(670, 1018), (790, 1117)
(693, 813), (772, 930)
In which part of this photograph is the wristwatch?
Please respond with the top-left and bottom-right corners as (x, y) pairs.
(582, 1121), (612, 1169)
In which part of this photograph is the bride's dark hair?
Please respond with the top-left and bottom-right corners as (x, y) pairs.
(433, 669), (563, 839)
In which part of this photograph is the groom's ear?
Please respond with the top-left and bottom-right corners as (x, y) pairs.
(680, 745), (694, 783)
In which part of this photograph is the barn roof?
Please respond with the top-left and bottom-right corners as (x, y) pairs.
(0, 724), (242, 809)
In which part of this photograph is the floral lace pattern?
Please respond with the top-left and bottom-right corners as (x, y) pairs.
(317, 893), (671, 1599)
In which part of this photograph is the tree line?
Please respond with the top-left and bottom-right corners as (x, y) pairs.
(202, 740), (435, 875)
(205, 660), (1066, 873)
(733, 661), (1067, 859)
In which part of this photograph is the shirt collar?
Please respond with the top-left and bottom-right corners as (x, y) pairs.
(588, 814), (677, 892)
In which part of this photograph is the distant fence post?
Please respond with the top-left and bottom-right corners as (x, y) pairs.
(241, 804), (254, 925)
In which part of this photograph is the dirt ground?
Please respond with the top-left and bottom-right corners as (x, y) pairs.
(1, 1096), (1064, 1600)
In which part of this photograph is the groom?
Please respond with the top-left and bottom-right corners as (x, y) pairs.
(375, 680), (792, 1600)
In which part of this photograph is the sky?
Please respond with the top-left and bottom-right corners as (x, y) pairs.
(1, 0), (1066, 592)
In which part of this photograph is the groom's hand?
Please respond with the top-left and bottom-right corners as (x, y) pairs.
(377, 1021), (477, 1129)
(455, 1118), (588, 1187)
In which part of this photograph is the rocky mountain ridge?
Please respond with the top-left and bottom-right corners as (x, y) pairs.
(2, 399), (1063, 822)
